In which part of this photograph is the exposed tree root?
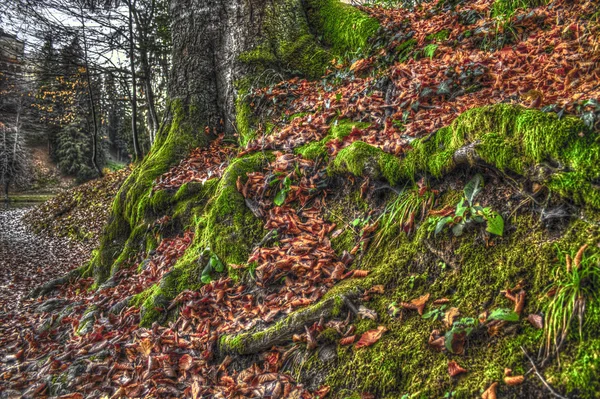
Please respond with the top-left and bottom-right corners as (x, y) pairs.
(219, 289), (360, 356)
(28, 268), (82, 298)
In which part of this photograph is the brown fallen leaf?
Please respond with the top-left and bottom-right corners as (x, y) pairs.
(504, 375), (525, 385)
(353, 270), (370, 278)
(428, 329), (445, 352)
(482, 382), (498, 399)
(527, 314), (543, 329)
(355, 326), (388, 349)
(448, 360), (468, 377)
(444, 307), (460, 328)
(400, 293), (431, 315)
(179, 354), (194, 371)
(314, 385), (331, 398)
(433, 298), (450, 305)
(339, 335), (356, 346)
(574, 244), (588, 270)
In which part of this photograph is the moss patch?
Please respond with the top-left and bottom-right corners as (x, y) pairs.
(305, 0), (380, 55)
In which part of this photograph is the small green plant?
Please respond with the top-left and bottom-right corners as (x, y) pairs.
(373, 183), (436, 247)
(274, 175), (292, 206)
(428, 174), (504, 237)
(422, 305), (448, 321)
(422, 44), (438, 60)
(541, 244), (600, 362)
(200, 247), (226, 284)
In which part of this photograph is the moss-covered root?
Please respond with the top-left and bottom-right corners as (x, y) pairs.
(135, 152), (272, 327)
(330, 104), (600, 209)
(90, 101), (209, 284)
(219, 290), (357, 356)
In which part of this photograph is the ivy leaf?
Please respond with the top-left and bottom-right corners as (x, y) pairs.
(455, 198), (468, 218)
(484, 211), (504, 236)
(464, 174), (483, 206)
(274, 189), (288, 206)
(209, 254), (225, 273)
(201, 263), (212, 284)
(435, 216), (453, 235)
(488, 308), (519, 322)
(452, 221), (466, 236)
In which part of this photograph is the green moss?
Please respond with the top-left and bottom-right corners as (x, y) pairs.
(305, 0), (380, 55)
(330, 141), (402, 186)
(394, 104), (598, 209)
(134, 153), (272, 327)
(92, 100), (209, 283)
(296, 120), (371, 160)
(321, 183), (600, 398)
(426, 29), (451, 42)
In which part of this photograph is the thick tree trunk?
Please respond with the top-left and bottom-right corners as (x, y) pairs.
(168, 0), (333, 135)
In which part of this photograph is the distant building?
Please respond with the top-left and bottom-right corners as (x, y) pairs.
(0, 28), (25, 75)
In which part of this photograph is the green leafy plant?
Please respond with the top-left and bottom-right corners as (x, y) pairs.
(445, 317), (478, 354)
(422, 305), (448, 321)
(541, 245), (600, 362)
(428, 174), (504, 237)
(274, 175), (292, 206)
(200, 247), (226, 284)
(422, 44), (438, 59)
(488, 307), (519, 322)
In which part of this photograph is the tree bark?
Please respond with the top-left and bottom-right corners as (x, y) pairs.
(168, 0), (328, 136)
(128, 0), (142, 161)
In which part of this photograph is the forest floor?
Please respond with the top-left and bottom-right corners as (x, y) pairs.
(1, 0), (600, 398)
(0, 204), (87, 313)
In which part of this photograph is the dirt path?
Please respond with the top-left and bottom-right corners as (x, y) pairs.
(0, 204), (89, 313)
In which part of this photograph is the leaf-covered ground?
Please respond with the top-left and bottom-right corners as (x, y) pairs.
(1, 0), (600, 398)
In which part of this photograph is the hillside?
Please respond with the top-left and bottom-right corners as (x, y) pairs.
(1, 0), (600, 398)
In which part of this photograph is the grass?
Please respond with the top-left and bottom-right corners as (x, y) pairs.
(541, 244), (600, 364)
(372, 185), (435, 248)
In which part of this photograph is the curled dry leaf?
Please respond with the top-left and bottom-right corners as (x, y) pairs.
(433, 298), (450, 305)
(355, 326), (388, 349)
(358, 305), (378, 321)
(401, 293), (430, 315)
(352, 270), (370, 278)
(444, 307), (460, 328)
(504, 375), (525, 385)
(566, 253), (572, 273)
(448, 360), (468, 377)
(527, 313), (543, 329)
(178, 354), (194, 371)
(428, 329), (445, 352)
(574, 244), (588, 270)
(314, 385), (331, 398)
(339, 335), (356, 346)
(481, 382), (498, 399)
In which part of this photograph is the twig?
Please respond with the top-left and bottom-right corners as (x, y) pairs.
(521, 346), (568, 399)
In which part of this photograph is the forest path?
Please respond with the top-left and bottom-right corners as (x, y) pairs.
(0, 204), (89, 313)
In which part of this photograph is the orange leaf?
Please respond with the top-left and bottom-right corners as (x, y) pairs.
(448, 360), (468, 377)
(355, 326), (387, 349)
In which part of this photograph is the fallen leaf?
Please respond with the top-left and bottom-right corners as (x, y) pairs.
(444, 307), (460, 328)
(482, 382), (498, 399)
(527, 314), (543, 329)
(179, 354), (194, 371)
(339, 335), (356, 346)
(504, 375), (525, 385)
(401, 293), (431, 315)
(355, 326), (388, 349)
(448, 360), (468, 377)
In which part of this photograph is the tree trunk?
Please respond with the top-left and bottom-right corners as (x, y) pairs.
(167, 0), (332, 136)
(129, 0), (142, 162)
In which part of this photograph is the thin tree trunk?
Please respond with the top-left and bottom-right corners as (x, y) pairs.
(128, 0), (142, 161)
(80, 9), (103, 177)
